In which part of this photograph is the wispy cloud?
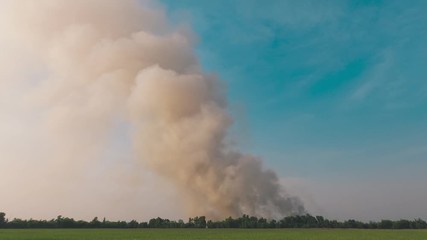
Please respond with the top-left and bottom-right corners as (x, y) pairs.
(351, 50), (394, 101)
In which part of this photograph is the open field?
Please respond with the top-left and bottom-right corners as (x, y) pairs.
(0, 229), (426, 240)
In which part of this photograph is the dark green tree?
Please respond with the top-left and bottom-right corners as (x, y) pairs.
(90, 217), (101, 228)
(0, 212), (6, 227)
(379, 220), (393, 229)
(191, 216), (206, 228)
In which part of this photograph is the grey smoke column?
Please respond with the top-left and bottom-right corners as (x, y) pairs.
(0, 0), (305, 219)
(128, 66), (305, 218)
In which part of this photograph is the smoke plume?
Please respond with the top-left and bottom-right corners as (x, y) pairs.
(0, 0), (304, 219)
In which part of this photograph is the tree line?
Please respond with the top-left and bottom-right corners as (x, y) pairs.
(1, 212), (426, 229)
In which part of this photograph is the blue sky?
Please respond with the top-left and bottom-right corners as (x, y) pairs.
(159, 0), (427, 219)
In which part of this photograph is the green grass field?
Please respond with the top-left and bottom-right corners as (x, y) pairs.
(0, 229), (426, 240)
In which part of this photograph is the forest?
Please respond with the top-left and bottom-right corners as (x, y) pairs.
(1, 212), (426, 229)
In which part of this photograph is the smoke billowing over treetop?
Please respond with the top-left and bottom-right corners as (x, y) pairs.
(0, 0), (304, 220)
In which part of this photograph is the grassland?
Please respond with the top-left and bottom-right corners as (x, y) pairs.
(0, 229), (427, 240)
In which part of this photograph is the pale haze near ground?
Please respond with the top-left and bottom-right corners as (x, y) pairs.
(283, 177), (427, 221)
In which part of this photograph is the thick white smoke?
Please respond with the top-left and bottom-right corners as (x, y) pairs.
(0, 0), (304, 219)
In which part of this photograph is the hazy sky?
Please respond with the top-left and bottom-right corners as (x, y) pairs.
(0, 0), (426, 222)
(160, 0), (427, 220)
